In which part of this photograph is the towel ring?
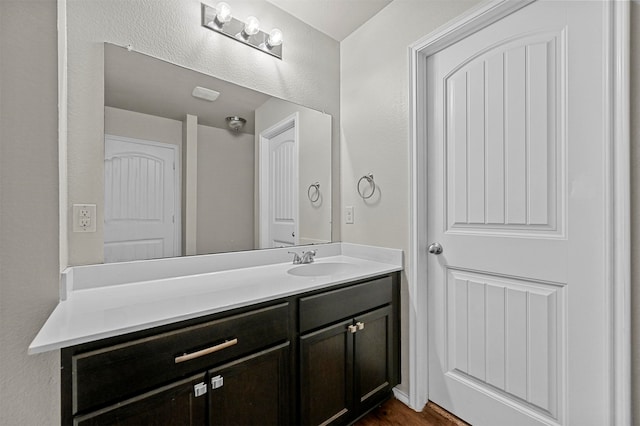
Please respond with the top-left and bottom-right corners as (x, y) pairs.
(308, 182), (320, 202)
(357, 174), (376, 199)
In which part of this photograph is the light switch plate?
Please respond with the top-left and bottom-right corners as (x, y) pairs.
(73, 204), (97, 232)
(345, 206), (354, 224)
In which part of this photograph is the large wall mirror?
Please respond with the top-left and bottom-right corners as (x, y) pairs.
(102, 43), (332, 263)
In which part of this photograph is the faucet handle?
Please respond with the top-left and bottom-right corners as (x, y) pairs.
(288, 251), (302, 264)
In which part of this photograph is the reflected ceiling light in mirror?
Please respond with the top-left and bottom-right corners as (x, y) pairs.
(202, 3), (283, 59)
(226, 116), (247, 132)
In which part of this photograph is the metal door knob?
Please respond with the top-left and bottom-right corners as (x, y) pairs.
(428, 242), (443, 255)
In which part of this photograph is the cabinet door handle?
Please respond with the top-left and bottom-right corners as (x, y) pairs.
(356, 321), (365, 330)
(174, 338), (238, 363)
(348, 324), (358, 334)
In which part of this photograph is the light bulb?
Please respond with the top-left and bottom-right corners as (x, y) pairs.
(214, 2), (232, 25)
(243, 16), (260, 37)
(267, 28), (283, 48)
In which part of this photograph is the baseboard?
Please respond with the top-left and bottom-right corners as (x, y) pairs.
(392, 387), (414, 409)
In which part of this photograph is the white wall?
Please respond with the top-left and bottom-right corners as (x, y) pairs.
(255, 97), (332, 246)
(197, 125), (255, 254)
(66, 0), (340, 265)
(340, 0), (484, 396)
(0, 0), (61, 424)
(105, 106), (183, 148)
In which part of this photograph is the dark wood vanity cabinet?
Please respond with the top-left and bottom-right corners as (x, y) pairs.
(61, 272), (400, 426)
(73, 373), (208, 426)
(208, 343), (290, 426)
(299, 275), (399, 425)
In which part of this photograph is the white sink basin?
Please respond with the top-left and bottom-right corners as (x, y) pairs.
(287, 262), (358, 277)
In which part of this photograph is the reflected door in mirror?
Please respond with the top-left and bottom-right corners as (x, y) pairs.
(267, 125), (297, 248)
(104, 135), (181, 263)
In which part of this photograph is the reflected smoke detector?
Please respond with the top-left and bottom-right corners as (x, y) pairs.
(226, 116), (247, 132)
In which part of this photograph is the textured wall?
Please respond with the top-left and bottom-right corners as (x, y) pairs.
(66, 0), (340, 265)
(340, 0), (484, 396)
(0, 0), (61, 424)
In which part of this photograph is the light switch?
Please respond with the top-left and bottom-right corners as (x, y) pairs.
(345, 206), (354, 224)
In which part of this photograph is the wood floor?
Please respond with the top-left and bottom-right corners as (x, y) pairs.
(355, 398), (469, 426)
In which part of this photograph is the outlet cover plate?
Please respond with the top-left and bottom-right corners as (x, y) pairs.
(73, 204), (97, 232)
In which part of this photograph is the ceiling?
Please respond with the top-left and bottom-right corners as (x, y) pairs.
(266, 0), (393, 41)
(105, 44), (270, 134)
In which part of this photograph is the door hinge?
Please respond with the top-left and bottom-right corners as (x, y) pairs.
(173, 162), (176, 170)
(194, 382), (207, 397)
(211, 375), (224, 390)
(172, 215), (175, 223)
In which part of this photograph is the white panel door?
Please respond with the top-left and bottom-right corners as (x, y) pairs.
(104, 135), (179, 263)
(427, 2), (608, 425)
(267, 126), (297, 247)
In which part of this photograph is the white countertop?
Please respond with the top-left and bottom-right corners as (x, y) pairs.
(29, 244), (402, 354)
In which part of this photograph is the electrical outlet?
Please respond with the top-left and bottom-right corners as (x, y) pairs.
(345, 206), (354, 224)
(73, 204), (97, 232)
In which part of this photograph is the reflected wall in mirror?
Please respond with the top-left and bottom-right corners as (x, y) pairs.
(104, 43), (332, 263)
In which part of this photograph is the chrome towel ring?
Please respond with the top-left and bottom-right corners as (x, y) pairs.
(308, 182), (320, 202)
(357, 174), (376, 199)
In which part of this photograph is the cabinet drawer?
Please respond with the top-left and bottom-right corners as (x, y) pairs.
(299, 276), (392, 333)
(72, 302), (289, 414)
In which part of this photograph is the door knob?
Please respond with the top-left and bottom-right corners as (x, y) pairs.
(428, 242), (443, 255)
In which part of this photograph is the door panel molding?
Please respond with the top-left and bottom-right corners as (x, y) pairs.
(445, 268), (563, 418)
(408, 1), (630, 424)
(442, 30), (566, 237)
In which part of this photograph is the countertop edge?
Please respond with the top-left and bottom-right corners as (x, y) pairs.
(29, 253), (402, 354)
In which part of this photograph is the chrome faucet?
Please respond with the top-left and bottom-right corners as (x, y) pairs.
(288, 249), (317, 264)
(300, 250), (317, 264)
(288, 251), (303, 264)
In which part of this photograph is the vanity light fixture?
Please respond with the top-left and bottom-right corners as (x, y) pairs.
(241, 16), (260, 39)
(213, 1), (232, 26)
(202, 3), (283, 59)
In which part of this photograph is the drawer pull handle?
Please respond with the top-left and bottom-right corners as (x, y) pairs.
(348, 325), (358, 334)
(356, 321), (365, 330)
(174, 338), (238, 363)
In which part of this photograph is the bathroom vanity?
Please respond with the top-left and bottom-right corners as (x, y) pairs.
(30, 243), (402, 426)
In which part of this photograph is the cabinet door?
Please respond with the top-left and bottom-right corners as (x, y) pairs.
(73, 373), (206, 426)
(300, 319), (354, 426)
(354, 305), (394, 409)
(209, 343), (290, 426)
